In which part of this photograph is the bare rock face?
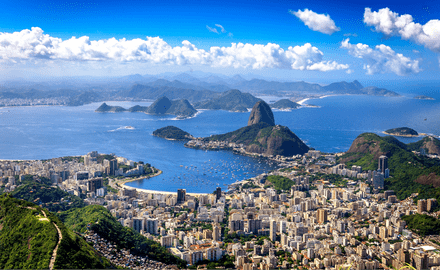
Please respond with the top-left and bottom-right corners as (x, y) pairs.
(247, 101), (275, 126)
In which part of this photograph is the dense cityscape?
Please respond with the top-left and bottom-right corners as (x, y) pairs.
(2, 146), (440, 270)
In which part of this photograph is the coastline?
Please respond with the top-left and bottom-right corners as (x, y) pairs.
(382, 131), (420, 138)
(119, 170), (209, 196)
(297, 94), (339, 105)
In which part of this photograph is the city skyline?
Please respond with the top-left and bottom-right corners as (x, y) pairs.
(0, 0), (439, 83)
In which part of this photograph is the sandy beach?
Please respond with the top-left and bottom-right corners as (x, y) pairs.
(118, 170), (209, 197)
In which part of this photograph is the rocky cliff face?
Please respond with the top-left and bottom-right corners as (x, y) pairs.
(248, 100), (275, 126)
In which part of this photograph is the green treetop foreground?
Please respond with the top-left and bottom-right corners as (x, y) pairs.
(0, 194), (113, 269)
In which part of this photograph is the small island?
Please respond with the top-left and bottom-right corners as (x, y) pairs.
(414, 95), (435, 100)
(383, 127), (419, 137)
(270, 99), (300, 110)
(153, 126), (195, 141)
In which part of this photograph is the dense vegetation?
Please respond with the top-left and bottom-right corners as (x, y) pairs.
(407, 136), (440, 155)
(0, 194), (112, 269)
(339, 133), (440, 201)
(153, 126), (194, 140)
(206, 122), (309, 156)
(267, 175), (295, 190)
(58, 205), (186, 268)
(0, 194), (56, 268)
(207, 122), (271, 144)
(11, 182), (85, 212)
(402, 214), (440, 236)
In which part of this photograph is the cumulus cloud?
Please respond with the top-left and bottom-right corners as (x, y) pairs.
(0, 27), (349, 71)
(206, 25), (219, 34)
(289, 9), (340, 35)
(364, 7), (440, 52)
(341, 38), (420, 76)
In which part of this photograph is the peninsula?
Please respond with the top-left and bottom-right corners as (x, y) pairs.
(185, 100), (309, 157)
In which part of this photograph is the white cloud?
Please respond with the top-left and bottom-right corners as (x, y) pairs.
(215, 24), (227, 33)
(341, 38), (421, 76)
(289, 9), (340, 35)
(364, 7), (440, 52)
(0, 27), (348, 71)
(206, 25), (219, 34)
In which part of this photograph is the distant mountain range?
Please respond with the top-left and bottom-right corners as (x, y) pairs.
(0, 72), (400, 106)
(95, 96), (198, 118)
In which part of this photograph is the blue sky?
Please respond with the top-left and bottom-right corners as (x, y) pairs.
(0, 0), (439, 84)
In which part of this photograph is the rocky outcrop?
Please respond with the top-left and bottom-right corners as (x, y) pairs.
(95, 103), (126, 112)
(195, 101), (308, 157)
(248, 100), (275, 126)
(96, 97), (197, 118)
(146, 96), (172, 114)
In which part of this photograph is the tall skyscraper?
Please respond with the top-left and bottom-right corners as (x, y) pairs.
(378, 155), (388, 173)
(213, 224), (221, 242)
(109, 159), (117, 176)
(317, 209), (328, 224)
(270, 219), (277, 242)
(177, 189), (186, 204)
(216, 187), (222, 201)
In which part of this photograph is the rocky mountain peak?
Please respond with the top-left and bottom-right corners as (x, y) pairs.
(248, 100), (275, 126)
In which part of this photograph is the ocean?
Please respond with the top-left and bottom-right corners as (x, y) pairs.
(0, 87), (439, 193)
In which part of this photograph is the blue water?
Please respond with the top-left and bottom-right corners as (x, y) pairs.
(0, 87), (439, 193)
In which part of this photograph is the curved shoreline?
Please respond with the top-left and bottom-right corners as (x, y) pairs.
(382, 131), (420, 138)
(118, 170), (209, 196)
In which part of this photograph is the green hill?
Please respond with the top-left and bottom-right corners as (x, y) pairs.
(0, 194), (113, 269)
(58, 205), (186, 268)
(153, 126), (194, 140)
(11, 182), (85, 212)
(407, 136), (440, 156)
(402, 214), (440, 236)
(206, 122), (309, 156)
(338, 133), (440, 200)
